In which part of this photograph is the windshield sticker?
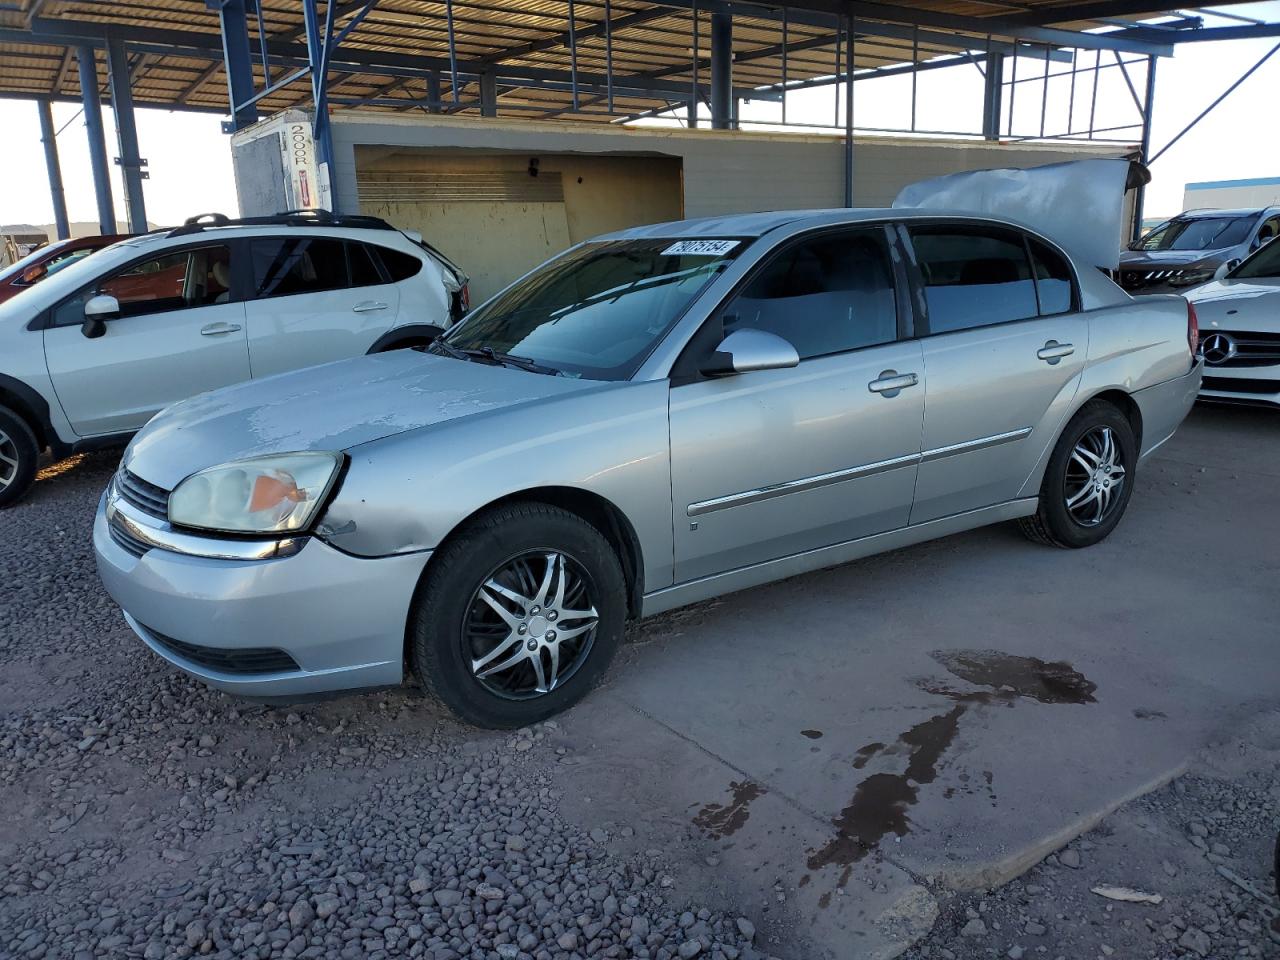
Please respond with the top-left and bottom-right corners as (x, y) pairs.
(661, 239), (740, 257)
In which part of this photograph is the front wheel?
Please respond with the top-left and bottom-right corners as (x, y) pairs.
(1019, 400), (1137, 549)
(0, 406), (39, 509)
(409, 503), (627, 728)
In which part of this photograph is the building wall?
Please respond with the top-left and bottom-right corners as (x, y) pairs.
(1182, 176), (1280, 213)
(234, 111), (1133, 297)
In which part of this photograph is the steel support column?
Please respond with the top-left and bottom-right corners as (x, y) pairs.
(710, 11), (732, 129)
(106, 38), (148, 233)
(982, 52), (1004, 140)
(427, 70), (442, 113)
(212, 0), (258, 131)
(37, 100), (69, 240)
(843, 19), (854, 207)
(479, 70), (498, 116)
(302, 0), (336, 210)
(1132, 54), (1156, 243)
(76, 45), (116, 234)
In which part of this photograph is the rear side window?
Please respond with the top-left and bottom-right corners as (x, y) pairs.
(348, 243), (384, 287)
(376, 245), (424, 282)
(725, 229), (898, 360)
(1029, 239), (1074, 315)
(910, 228), (1038, 334)
(251, 237), (349, 298)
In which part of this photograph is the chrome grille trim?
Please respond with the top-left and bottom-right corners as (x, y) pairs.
(105, 488), (306, 562)
(116, 469), (170, 520)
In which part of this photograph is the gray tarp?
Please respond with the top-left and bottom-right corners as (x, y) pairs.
(893, 158), (1135, 271)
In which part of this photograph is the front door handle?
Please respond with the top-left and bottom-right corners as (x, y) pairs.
(353, 301), (389, 313)
(200, 322), (242, 336)
(868, 370), (919, 397)
(1037, 340), (1075, 364)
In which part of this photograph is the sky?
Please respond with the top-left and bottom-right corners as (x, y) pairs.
(1, 2), (1278, 230)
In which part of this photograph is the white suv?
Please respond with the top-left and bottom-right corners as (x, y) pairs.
(0, 211), (467, 506)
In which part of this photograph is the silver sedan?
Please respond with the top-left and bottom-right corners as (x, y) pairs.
(94, 209), (1202, 728)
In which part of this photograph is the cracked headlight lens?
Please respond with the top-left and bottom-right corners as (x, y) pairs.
(168, 452), (341, 535)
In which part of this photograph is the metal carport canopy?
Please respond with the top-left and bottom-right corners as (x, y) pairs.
(2, 0), (1276, 123)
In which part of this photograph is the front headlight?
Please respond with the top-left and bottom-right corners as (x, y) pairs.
(1169, 270), (1213, 288)
(168, 452), (342, 535)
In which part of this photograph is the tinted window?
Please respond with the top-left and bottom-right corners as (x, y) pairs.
(377, 245), (424, 282)
(1030, 240), (1074, 315)
(348, 243), (384, 288)
(725, 231), (897, 360)
(911, 229), (1037, 333)
(1135, 216), (1256, 252)
(251, 237), (348, 298)
(51, 245), (232, 326)
(441, 238), (742, 381)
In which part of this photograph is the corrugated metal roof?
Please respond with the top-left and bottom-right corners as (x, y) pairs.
(0, 0), (1177, 122)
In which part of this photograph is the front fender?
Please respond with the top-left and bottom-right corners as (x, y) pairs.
(317, 379), (676, 592)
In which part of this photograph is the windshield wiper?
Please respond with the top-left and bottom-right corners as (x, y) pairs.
(473, 347), (563, 376)
(428, 339), (472, 362)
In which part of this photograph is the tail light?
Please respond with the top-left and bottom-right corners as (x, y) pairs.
(1186, 299), (1200, 358)
(460, 283), (470, 313)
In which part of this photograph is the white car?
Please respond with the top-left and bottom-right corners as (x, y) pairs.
(0, 211), (467, 506)
(1185, 236), (1280, 407)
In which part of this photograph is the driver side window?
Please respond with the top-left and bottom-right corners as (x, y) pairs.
(51, 245), (233, 327)
(723, 229), (898, 361)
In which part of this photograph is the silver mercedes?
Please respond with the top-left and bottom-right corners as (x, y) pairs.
(95, 205), (1202, 728)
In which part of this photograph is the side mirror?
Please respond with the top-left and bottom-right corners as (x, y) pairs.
(1214, 260), (1240, 282)
(701, 328), (800, 377)
(20, 264), (46, 285)
(82, 294), (119, 339)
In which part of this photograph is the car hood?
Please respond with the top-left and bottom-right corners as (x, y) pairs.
(1119, 249), (1226, 270)
(125, 350), (610, 489)
(1184, 277), (1280, 330)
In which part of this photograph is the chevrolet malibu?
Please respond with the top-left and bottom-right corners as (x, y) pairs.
(95, 209), (1202, 728)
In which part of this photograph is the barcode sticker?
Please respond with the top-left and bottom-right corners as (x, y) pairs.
(660, 239), (740, 257)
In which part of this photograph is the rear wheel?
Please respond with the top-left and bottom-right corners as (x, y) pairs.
(0, 406), (38, 509)
(1019, 400), (1137, 549)
(409, 503), (626, 728)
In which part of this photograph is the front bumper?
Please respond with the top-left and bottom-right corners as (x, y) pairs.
(1198, 364), (1280, 408)
(94, 492), (432, 698)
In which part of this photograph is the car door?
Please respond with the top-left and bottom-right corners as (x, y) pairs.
(42, 242), (250, 437)
(903, 223), (1089, 524)
(668, 226), (925, 583)
(241, 235), (402, 378)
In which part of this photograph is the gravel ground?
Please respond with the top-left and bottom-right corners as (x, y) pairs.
(0, 453), (768, 960)
(901, 711), (1280, 960)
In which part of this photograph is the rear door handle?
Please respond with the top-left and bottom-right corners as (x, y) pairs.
(1037, 340), (1075, 364)
(353, 301), (389, 313)
(868, 371), (919, 396)
(200, 322), (242, 336)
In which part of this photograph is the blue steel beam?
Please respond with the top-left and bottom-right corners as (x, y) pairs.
(76, 45), (117, 234)
(36, 99), (70, 240)
(106, 37), (148, 232)
(209, 0), (258, 131)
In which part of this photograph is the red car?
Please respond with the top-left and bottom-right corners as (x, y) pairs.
(0, 234), (131, 304)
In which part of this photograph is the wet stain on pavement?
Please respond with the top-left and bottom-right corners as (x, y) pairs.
(808, 650), (1096, 900)
(852, 742), (884, 769)
(1134, 708), (1167, 720)
(693, 780), (765, 839)
(801, 729), (824, 740)
(931, 650), (1097, 705)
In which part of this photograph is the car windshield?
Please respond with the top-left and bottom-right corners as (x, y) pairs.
(0, 240), (66, 284)
(1132, 215), (1256, 252)
(1229, 237), (1280, 279)
(436, 237), (745, 380)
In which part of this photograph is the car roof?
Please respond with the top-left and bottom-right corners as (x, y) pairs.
(1177, 208), (1268, 219)
(601, 207), (1055, 242)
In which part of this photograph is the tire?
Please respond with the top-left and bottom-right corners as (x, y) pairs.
(409, 502), (627, 728)
(0, 405), (39, 509)
(1019, 399), (1137, 549)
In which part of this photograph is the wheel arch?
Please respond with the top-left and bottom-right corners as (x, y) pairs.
(0, 373), (56, 453)
(367, 324), (446, 354)
(1077, 387), (1143, 451)
(422, 485), (646, 620)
